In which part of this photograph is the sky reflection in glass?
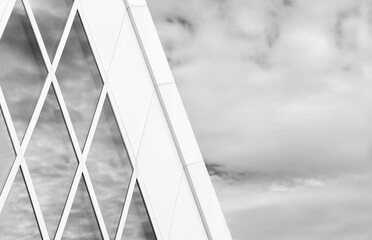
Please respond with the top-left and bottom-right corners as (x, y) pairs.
(63, 178), (102, 240)
(122, 183), (157, 240)
(56, 14), (103, 150)
(0, 2), (158, 239)
(87, 97), (132, 240)
(0, 110), (15, 195)
(0, 170), (41, 240)
(25, 87), (77, 238)
(0, 0), (47, 142)
(29, 0), (73, 60)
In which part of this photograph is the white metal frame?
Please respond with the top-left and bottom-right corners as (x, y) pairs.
(0, 0), (232, 239)
(0, 1), (147, 239)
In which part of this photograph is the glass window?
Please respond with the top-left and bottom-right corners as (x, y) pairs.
(0, 170), (41, 240)
(25, 86), (78, 238)
(0, 0), (47, 142)
(122, 183), (157, 240)
(29, 0), (73, 61)
(62, 177), (102, 240)
(86, 97), (132, 240)
(0, 109), (15, 194)
(56, 14), (103, 150)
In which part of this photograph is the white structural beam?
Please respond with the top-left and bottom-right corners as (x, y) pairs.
(125, 3), (232, 240)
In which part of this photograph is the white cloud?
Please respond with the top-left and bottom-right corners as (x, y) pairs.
(147, 0), (372, 239)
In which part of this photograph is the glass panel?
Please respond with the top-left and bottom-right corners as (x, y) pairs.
(122, 183), (157, 240)
(0, 0), (47, 142)
(28, 0), (73, 61)
(86, 98), (132, 239)
(0, 109), (15, 194)
(63, 177), (102, 240)
(0, 169), (42, 240)
(56, 14), (103, 150)
(25, 87), (77, 238)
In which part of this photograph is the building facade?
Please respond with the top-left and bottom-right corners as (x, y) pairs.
(0, 0), (232, 239)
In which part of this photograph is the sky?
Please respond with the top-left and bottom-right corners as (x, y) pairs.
(0, 0), (372, 239)
(147, 0), (372, 239)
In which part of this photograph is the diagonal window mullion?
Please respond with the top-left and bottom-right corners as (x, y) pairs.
(50, 2), (112, 238)
(20, 160), (50, 240)
(52, 77), (84, 158)
(82, 165), (110, 240)
(0, 86), (50, 239)
(21, 0), (78, 71)
(51, 1), (78, 70)
(20, 75), (53, 152)
(78, 5), (140, 184)
(0, 86), (22, 213)
(52, 152), (99, 239)
(1, 1), (139, 239)
(77, 5), (150, 239)
(53, 166), (83, 240)
(55, 77), (110, 239)
(18, 0), (56, 152)
(0, 155), (22, 214)
(79, 86), (113, 240)
(82, 86), (108, 160)
(67, 6), (140, 239)
(21, 0), (52, 71)
(114, 171), (137, 240)
(0, 86), (23, 212)
(49, 77), (86, 240)
(16, 1), (79, 235)
(80, 86), (111, 240)
(0, 86), (20, 150)
(52, 77), (110, 240)
(0, 0), (16, 40)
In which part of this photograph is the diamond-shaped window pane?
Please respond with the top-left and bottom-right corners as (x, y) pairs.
(122, 183), (157, 240)
(0, 109), (15, 194)
(0, 169), (42, 240)
(29, 0), (73, 61)
(56, 13), (103, 150)
(63, 177), (102, 240)
(86, 97), (132, 239)
(25, 86), (77, 238)
(0, 0), (47, 142)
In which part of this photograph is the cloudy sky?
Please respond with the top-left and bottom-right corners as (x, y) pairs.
(147, 0), (372, 239)
(1, 0), (372, 239)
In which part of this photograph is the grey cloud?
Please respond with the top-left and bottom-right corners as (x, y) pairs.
(165, 15), (194, 32)
(149, 0), (372, 177)
(148, 0), (372, 239)
(226, 176), (372, 240)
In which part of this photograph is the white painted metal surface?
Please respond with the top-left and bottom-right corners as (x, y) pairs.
(0, 0), (232, 239)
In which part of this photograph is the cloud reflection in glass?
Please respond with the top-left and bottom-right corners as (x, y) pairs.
(0, 1), (158, 239)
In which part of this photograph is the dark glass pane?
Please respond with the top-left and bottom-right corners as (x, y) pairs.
(29, 0), (73, 61)
(63, 177), (102, 240)
(0, 169), (42, 240)
(0, 109), (15, 194)
(56, 14), (103, 150)
(86, 98), (132, 239)
(122, 183), (157, 240)
(25, 87), (77, 238)
(0, 0), (47, 142)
